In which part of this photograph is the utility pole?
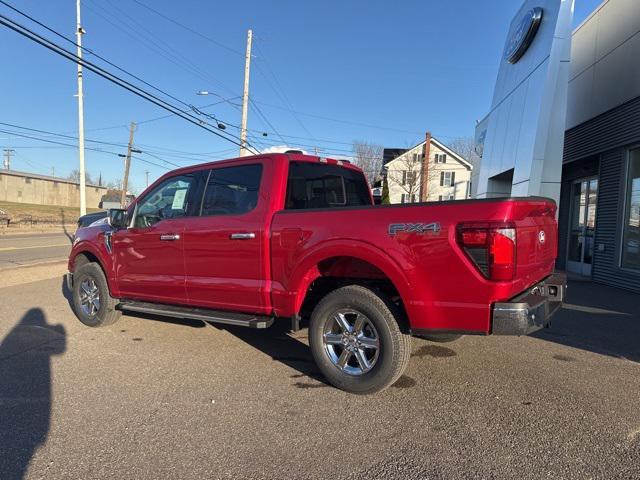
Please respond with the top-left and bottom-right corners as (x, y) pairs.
(239, 29), (252, 157)
(120, 121), (137, 207)
(145, 170), (149, 188)
(3, 149), (14, 170)
(76, 0), (87, 215)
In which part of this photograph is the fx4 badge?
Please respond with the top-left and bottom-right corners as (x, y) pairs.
(388, 222), (441, 236)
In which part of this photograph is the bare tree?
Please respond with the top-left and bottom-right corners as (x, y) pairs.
(352, 140), (383, 186)
(106, 178), (137, 195)
(385, 147), (447, 203)
(67, 169), (95, 185)
(385, 152), (423, 203)
(447, 136), (480, 170)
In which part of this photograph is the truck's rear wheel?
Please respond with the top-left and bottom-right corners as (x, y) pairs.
(72, 263), (121, 327)
(309, 285), (411, 394)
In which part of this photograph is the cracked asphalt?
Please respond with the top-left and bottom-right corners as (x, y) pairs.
(0, 276), (639, 479)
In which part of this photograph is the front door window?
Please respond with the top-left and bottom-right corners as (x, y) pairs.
(567, 178), (598, 276)
(133, 174), (195, 228)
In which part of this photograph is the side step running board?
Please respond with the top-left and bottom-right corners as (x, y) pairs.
(118, 300), (274, 329)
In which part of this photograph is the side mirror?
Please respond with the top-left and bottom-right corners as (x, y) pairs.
(107, 208), (128, 229)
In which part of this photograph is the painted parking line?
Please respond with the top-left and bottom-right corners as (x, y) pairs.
(0, 243), (70, 252)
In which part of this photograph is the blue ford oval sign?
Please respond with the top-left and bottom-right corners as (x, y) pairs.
(505, 7), (543, 64)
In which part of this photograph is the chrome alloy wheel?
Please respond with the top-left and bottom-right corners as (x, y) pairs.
(322, 309), (380, 376)
(79, 278), (101, 317)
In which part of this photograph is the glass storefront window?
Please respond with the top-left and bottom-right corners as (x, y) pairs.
(621, 149), (640, 270)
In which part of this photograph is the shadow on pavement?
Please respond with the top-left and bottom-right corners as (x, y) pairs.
(0, 308), (66, 480)
(61, 276), (73, 311)
(532, 280), (640, 362)
(212, 321), (328, 385)
(59, 209), (74, 244)
(125, 307), (327, 385)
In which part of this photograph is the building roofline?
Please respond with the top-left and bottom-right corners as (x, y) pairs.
(384, 137), (473, 170)
(573, 0), (609, 35)
(0, 168), (105, 188)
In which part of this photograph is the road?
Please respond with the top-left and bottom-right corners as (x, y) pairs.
(0, 275), (638, 479)
(0, 232), (72, 269)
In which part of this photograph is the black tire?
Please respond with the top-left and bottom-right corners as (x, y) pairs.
(419, 334), (462, 343)
(308, 285), (411, 394)
(72, 263), (121, 327)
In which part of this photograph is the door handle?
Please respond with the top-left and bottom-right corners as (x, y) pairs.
(160, 234), (181, 241)
(230, 232), (256, 240)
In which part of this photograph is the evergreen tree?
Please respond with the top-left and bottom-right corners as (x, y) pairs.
(381, 175), (390, 204)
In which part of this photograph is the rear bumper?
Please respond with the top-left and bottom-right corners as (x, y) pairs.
(491, 272), (566, 336)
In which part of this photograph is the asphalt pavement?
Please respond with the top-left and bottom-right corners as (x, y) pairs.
(0, 276), (639, 479)
(0, 231), (73, 269)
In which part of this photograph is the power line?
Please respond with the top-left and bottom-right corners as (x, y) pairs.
(130, 0), (244, 57)
(0, 121), (128, 148)
(248, 97), (287, 145)
(136, 97), (241, 126)
(0, 11), (260, 154)
(1, 120), (237, 164)
(252, 41), (316, 138)
(0, 0), (198, 112)
(0, 128), (171, 171)
(83, 0), (236, 99)
(253, 99), (424, 136)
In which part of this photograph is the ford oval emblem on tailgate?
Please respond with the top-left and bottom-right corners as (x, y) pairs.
(539, 230), (546, 244)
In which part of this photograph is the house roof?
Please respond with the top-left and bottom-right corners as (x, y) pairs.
(384, 137), (473, 170)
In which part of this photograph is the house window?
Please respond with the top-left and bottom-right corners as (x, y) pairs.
(401, 170), (416, 186)
(413, 153), (422, 162)
(438, 194), (455, 201)
(434, 153), (447, 164)
(622, 148), (640, 270)
(401, 193), (417, 204)
(440, 171), (455, 187)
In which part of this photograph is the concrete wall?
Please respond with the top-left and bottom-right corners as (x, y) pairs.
(474, 0), (574, 205)
(567, 0), (640, 130)
(0, 169), (106, 208)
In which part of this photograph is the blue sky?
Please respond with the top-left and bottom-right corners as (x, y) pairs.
(0, 0), (601, 193)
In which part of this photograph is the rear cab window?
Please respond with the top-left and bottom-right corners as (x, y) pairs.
(285, 161), (371, 210)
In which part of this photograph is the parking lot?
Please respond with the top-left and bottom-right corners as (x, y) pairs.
(0, 268), (639, 479)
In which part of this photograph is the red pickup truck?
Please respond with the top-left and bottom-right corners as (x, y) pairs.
(67, 153), (565, 394)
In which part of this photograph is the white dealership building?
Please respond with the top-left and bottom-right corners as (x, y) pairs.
(475, 0), (640, 292)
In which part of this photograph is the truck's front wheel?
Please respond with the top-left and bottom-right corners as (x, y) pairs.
(309, 285), (411, 394)
(72, 263), (121, 327)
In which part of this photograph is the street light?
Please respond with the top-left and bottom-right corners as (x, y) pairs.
(196, 90), (267, 136)
(194, 91), (228, 130)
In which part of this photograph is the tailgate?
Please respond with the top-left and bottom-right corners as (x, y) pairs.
(514, 199), (558, 292)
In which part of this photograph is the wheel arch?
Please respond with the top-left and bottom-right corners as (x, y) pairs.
(69, 246), (116, 295)
(286, 241), (413, 330)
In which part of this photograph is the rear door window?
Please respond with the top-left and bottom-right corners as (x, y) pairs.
(200, 164), (262, 216)
(285, 162), (371, 209)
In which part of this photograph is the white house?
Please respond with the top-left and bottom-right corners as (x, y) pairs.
(385, 135), (473, 204)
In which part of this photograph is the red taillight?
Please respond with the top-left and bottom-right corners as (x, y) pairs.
(456, 224), (516, 281)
